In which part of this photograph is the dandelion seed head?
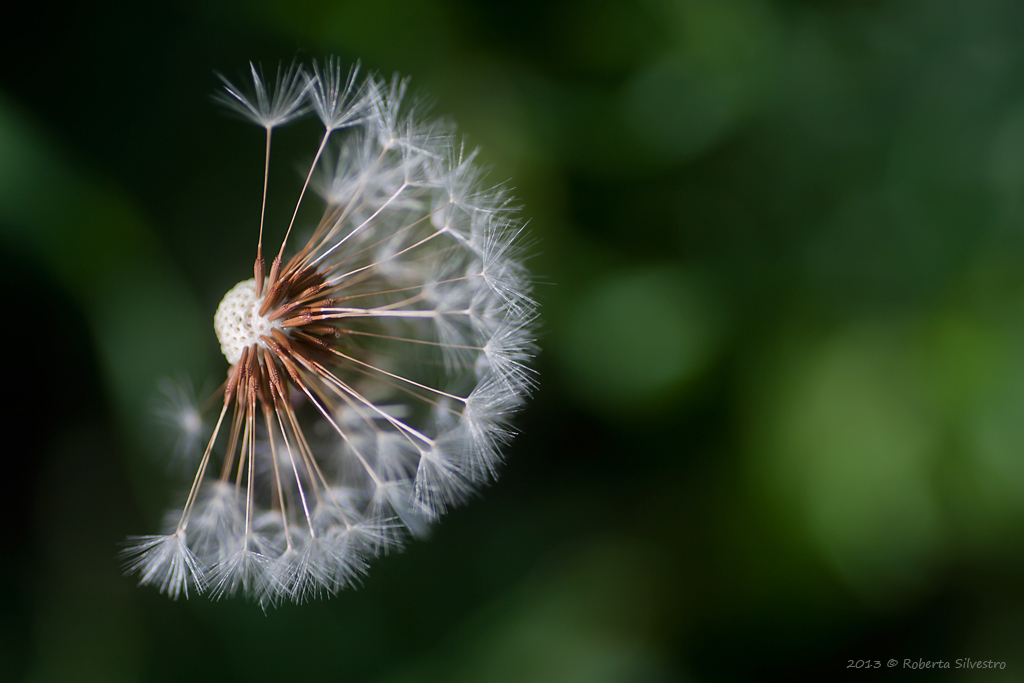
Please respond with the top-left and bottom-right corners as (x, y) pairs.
(125, 57), (537, 604)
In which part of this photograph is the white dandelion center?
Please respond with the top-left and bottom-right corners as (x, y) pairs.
(122, 58), (536, 605)
(214, 279), (281, 365)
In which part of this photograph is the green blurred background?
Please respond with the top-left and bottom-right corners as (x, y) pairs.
(3, 0), (1024, 680)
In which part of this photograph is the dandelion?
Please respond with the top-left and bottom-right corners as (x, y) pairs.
(122, 58), (536, 605)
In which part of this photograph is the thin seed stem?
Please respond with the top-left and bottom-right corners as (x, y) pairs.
(244, 405), (256, 546)
(278, 129), (332, 263)
(179, 402), (229, 530)
(296, 148), (390, 270)
(334, 327), (483, 350)
(275, 399), (317, 536)
(326, 346), (466, 403)
(290, 363), (384, 487)
(264, 406), (293, 550)
(309, 182), (410, 269)
(235, 404), (251, 492)
(324, 227), (446, 286)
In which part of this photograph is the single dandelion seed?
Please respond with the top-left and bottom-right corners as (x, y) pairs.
(151, 377), (209, 469)
(122, 59), (537, 605)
